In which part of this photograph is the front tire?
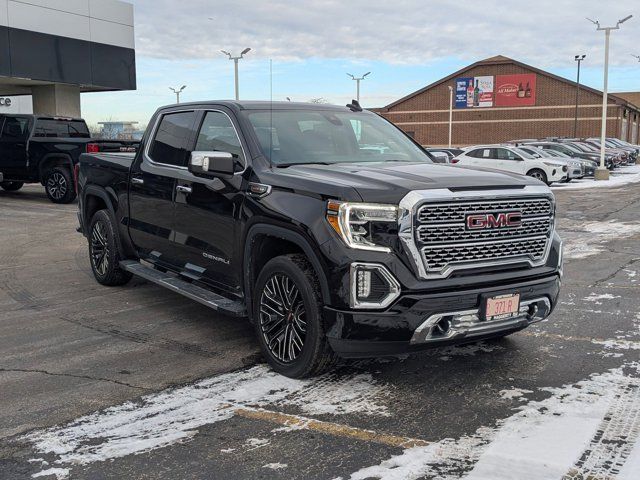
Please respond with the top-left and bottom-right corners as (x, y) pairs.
(526, 168), (548, 185)
(253, 254), (337, 378)
(88, 210), (132, 286)
(45, 167), (76, 204)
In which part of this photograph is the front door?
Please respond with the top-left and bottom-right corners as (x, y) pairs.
(494, 148), (526, 174)
(0, 116), (31, 178)
(171, 109), (246, 294)
(128, 110), (198, 265)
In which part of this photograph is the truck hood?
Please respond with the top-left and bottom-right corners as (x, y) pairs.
(271, 162), (543, 204)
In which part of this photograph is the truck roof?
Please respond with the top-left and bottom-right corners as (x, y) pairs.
(157, 100), (362, 112)
(0, 113), (85, 121)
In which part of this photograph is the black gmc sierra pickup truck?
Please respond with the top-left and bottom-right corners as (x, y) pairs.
(77, 101), (562, 378)
(0, 114), (138, 203)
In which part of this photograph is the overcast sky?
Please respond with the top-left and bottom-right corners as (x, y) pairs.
(82, 0), (640, 125)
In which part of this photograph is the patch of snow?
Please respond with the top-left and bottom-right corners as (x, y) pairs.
(24, 365), (389, 477)
(498, 388), (533, 400)
(346, 363), (640, 480)
(244, 438), (270, 451)
(31, 468), (69, 479)
(551, 165), (640, 190)
(593, 339), (640, 351)
(220, 448), (235, 454)
(263, 463), (288, 470)
(561, 220), (640, 260)
(583, 293), (621, 304)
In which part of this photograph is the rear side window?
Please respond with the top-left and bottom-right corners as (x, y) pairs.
(33, 119), (90, 138)
(149, 112), (197, 167)
(1, 116), (30, 140)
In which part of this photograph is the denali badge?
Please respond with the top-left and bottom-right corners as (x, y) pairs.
(466, 212), (522, 230)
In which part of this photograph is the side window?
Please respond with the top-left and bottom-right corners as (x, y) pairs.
(1, 116), (29, 140)
(195, 111), (244, 165)
(481, 148), (492, 158)
(496, 148), (518, 160)
(149, 111), (197, 167)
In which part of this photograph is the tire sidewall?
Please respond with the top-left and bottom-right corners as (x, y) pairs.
(45, 167), (76, 204)
(1, 181), (24, 191)
(88, 210), (119, 285)
(253, 256), (323, 378)
(528, 169), (548, 185)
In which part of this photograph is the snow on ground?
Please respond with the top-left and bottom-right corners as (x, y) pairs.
(23, 366), (390, 478)
(584, 293), (622, 303)
(498, 388), (533, 401)
(561, 219), (640, 260)
(346, 363), (640, 480)
(551, 164), (640, 190)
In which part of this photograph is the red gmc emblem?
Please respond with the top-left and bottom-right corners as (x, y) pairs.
(466, 212), (522, 230)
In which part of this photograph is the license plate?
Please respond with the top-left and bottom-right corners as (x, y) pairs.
(485, 293), (520, 321)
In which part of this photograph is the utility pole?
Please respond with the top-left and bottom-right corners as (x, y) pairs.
(347, 72), (371, 103)
(221, 48), (251, 100)
(587, 15), (633, 180)
(573, 55), (586, 138)
(169, 85), (186, 104)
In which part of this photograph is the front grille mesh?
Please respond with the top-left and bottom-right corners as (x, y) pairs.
(414, 197), (553, 276)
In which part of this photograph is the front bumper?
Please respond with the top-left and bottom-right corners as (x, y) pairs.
(324, 274), (560, 357)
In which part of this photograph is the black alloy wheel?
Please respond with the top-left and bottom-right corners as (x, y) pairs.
(45, 167), (76, 204)
(0, 181), (24, 191)
(259, 273), (307, 363)
(90, 219), (110, 278)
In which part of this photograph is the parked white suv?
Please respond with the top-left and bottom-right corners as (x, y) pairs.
(453, 145), (567, 185)
(516, 145), (584, 181)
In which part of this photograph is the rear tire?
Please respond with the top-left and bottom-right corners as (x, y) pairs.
(88, 209), (132, 286)
(253, 254), (337, 378)
(45, 167), (76, 204)
(0, 181), (24, 191)
(526, 168), (548, 185)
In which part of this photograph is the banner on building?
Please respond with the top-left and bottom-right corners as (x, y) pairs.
(495, 74), (537, 106)
(455, 76), (494, 108)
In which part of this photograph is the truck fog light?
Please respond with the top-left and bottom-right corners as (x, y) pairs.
(350, 263), (401, 310)
(357, 270), (372, 298)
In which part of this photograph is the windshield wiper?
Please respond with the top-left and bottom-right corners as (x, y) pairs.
(275, 162), (332, 168)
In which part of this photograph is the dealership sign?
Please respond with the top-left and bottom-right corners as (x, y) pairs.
(455, 76), (494, 108)
(0, 97), (12, 107)
(495, 74), (536, 106)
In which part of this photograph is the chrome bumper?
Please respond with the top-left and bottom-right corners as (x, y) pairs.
(410, 297), (551, 344)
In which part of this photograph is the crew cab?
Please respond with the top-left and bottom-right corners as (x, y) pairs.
(453, 145), (568, 185)
(0, 114), (139, 203)
(77, 101), (562, 378)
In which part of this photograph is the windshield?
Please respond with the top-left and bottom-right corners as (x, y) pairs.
(512, 147), (536, 159)
(244, 109), (431, 166)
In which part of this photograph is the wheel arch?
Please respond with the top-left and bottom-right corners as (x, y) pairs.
(38, 154), (74, 183)
(244, 224), (331, 317)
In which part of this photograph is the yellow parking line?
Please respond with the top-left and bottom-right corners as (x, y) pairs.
(234, 407), (430, 449)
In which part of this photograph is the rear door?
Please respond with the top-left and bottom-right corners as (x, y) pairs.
(170, 109), (247, 293)
(0, 116), (31, 177)
(128, 110), (198, 265)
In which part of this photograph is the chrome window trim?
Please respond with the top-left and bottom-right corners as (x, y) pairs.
(349, 262), (401, 310)
(398, 186), (555, 280)
(143, 108), (248, 175)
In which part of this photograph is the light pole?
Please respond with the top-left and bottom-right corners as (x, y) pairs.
(221, 48), (251, 100)
(169, 85), (186, 104)
(447, 85), (453, 148)
(573, 55), (586, 138)
(347, 72), (371, 103)
(587, 14), (633, 181)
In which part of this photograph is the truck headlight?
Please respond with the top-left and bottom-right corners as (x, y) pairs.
(326, 201), (398, 252)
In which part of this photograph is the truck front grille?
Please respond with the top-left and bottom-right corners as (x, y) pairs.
(414, 197), (554, 277)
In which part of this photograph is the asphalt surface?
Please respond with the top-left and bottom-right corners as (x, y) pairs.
(1, 178), (640, 480)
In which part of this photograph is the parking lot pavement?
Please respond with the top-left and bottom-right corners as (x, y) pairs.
(1, 182), (640, 480)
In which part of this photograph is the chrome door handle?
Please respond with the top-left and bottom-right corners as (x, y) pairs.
(176, 185), (192, 194)
(131, 177), (144, 185)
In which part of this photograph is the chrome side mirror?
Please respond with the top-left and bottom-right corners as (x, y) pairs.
(189, 151), (235, 177)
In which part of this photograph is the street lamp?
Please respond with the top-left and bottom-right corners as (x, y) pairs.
(169, 85), (186, 104)
(447, 85), (453, 148)
(221, 48), (251, 100)
(573, 55), (586, 138)
(347, 72), (371, 103)
(587, 14), (633, 181)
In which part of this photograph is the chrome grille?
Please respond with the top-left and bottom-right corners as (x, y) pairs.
(414, 196), (554, 277)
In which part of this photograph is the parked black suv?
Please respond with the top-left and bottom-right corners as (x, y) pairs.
(77, 101), (562, 378)
(0, 114), (138, 203)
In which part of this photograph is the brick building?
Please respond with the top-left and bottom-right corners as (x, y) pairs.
(377, 55), (640, 147)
